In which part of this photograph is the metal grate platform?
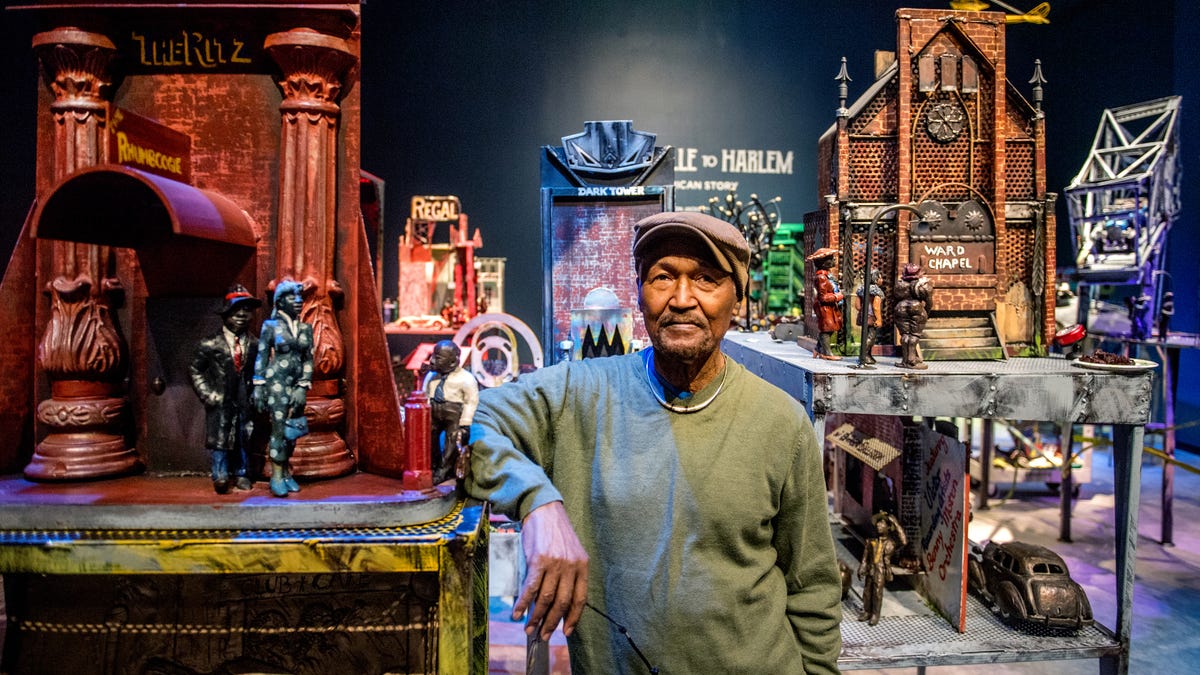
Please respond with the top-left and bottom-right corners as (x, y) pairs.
(836, 538), (1120, 670)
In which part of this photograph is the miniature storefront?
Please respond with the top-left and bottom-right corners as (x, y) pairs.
(0, 2), (485, 673)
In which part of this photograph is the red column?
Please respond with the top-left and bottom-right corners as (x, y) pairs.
(25, 28), (140, 481)
(264, 28), (358, 479)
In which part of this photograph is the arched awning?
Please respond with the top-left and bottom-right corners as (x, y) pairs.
(32, 165), (259, 295)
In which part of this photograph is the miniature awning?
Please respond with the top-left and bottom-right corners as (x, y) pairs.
(31, 165), (259, 295)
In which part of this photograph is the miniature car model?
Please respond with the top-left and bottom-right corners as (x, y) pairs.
(393, 315), (450, 331)
(968, 540), (1093, 630)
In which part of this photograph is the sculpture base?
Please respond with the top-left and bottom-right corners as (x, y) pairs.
(25, 433), (141, 481)
(291, 430), (355, 478)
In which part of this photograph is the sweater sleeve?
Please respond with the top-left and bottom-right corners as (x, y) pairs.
(774, 411), (843, 674)
(465, 368), (566, 520)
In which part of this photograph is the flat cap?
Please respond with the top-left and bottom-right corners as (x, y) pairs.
(632, 211), (750, 300)
(806, 247), (838, 262)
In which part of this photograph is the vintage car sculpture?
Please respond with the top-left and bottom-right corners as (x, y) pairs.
(968, 540), (1094, 630)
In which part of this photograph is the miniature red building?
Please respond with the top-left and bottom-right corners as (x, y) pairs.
(0, 1), (407, 480)
(805, 8), (1056, 359)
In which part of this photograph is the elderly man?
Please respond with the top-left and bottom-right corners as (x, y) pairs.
(467, 211), (842, 673)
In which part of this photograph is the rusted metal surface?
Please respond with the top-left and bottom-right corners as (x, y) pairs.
(724, 332), (1154, 425)
(0, 473), (457, 533)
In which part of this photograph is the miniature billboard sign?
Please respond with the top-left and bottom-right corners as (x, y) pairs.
(827, 423), (900, 471)
(411, 195), (462, 222)
(109, 108), (192, 184)
(916, 425), (970, 632)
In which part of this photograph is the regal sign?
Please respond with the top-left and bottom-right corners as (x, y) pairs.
(109, 108), (193, 183)
(410, 195), (461, 222)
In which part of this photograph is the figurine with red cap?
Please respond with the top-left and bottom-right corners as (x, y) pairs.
(189, 284), (262, 493)
(806, 246), (844, 360)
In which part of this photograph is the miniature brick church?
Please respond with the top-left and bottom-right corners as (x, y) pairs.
(804, 7), (1056, 359)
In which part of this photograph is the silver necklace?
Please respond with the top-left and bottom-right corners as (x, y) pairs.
(643, 350), (729, 414)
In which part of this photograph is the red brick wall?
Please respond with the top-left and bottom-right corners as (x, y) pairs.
(548, 199), (664, 346)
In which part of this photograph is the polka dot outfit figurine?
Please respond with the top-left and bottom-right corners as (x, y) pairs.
(252, 279), (314, 497)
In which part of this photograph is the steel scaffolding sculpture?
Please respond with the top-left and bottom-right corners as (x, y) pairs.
(1065, 96), (1182, 332)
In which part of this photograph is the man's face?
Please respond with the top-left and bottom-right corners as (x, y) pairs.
(223, 306), (254, 335)
(638, 239), (739, 364)
(431, 346), (458, 374)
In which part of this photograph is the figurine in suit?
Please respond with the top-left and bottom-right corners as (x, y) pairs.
(422, 340), (479, 484)
(189, 284), (262, 494)
(806, 247), (844, 360)
(252, 279), (313, 498)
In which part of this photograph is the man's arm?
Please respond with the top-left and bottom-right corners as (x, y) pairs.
(466, 370), (588, 640)
(773, 414), (843, 675)
(456, 369), (479, 428)
(188, 339), (221, 408)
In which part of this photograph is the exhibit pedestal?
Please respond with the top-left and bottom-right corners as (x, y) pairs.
(724, 331), (1151, 674)
(0, 475), (487, 675)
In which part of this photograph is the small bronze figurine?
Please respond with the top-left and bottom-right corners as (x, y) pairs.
(1126, 293), (1152, 341)
(806, 247), (844, 360)
(854, 268), (885, 366)
(252, 279), (314, 498)
(189, 285), (262, 494)
(893, 263), (933, 369)
(422, 340), (479, 484)
(858, 512), (906, 626)
(1158, 291), (1174, 341)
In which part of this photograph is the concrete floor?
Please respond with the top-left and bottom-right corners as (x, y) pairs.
(487, 441), (1200, 674)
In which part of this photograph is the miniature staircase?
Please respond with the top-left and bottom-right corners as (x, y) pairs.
(919, 315), (1004, 361)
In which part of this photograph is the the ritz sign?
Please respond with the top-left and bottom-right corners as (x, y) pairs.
(411, 195), (462, 222)
(130, 30), (253, 68)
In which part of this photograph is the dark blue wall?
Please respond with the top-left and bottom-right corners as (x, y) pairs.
(3, 0), (1196, 443)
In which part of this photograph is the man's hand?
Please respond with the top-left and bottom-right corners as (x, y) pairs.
(251, 385), (265, 413)
(516, 501), (589, 641)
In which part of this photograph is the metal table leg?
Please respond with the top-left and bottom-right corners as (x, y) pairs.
(1110, 422), (1145, 675)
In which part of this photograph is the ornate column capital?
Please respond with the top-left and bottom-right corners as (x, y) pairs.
(264, 29), (357, 115)
(32, 28), (117, 114)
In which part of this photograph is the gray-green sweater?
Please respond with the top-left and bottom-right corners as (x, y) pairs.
(467, 349), (842, 674)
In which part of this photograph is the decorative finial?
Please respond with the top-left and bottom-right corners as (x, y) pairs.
(1029, 59), (1047, 113)
(835, 57), (852, 115)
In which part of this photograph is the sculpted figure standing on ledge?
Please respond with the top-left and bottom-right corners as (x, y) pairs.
(252, 279), (313, 498)
(423, 339), (479, 484)
(893, 263), (933, 370)
(189, 285), (262, 494)
(807, 247), (844, 360)
(854, 268), (885, 366)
